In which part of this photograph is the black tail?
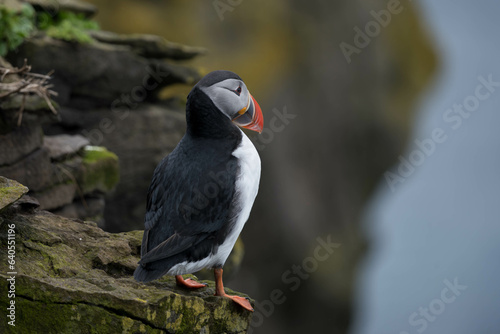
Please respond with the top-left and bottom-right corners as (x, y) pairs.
(133, 264), (166, 283)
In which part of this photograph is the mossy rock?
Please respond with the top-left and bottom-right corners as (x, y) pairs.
(7, 34), (203, 105)
(0, 176), (28, 212)
(79, 146), (119, 194)
(0, 205), (253, 333)
(0, 92), (59, 119)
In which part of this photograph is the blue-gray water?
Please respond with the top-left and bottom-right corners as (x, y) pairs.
(352, 1), (500, 334)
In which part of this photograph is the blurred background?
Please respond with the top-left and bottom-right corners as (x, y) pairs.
(4, 0), (499, 333)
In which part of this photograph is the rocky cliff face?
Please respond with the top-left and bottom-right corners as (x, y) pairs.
(0, 177), (253, 333)
(0, 55), (120, 225)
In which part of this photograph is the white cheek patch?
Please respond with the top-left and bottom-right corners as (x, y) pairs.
(200, 79), (249, 119)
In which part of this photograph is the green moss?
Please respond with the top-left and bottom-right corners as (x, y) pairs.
(0, 3), (100, 56)
(82, 146), (117, 164)
(0, 177), (29, 211)
(37, 11), (99, 44)
(0, 4), (35, 56)
(4, 297), (164, 334)
(0, 186), (25, 206)
(80, 146), (119, 193)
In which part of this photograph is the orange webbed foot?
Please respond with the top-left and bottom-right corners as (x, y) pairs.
(175, 275), (207, 289)
(219, 293), (254, 311)
(213, 268), (253, 311)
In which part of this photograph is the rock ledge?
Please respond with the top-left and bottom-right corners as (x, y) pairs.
(0, 180), (253, 334)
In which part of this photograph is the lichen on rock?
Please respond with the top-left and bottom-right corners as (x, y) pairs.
(0, 176), (28, 212)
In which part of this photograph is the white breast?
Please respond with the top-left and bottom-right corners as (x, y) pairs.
(212, 129), (261, 266)
(167, 130), (260, 275)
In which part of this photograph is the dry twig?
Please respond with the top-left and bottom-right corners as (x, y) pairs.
(0, 59), (58, 124)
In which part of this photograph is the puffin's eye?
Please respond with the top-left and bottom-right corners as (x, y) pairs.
(235, 86), (242, 95)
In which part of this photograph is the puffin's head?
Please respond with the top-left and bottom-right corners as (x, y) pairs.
(192, 70), (264, 133)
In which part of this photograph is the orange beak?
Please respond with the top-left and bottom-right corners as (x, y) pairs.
(232, 94), (264, 133)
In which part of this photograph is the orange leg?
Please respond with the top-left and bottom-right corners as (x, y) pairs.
(214, 268), (253, 311)
(175, 275), (207, 289)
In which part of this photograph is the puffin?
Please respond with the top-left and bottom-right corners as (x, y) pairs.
(134, 70), (263, 311)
